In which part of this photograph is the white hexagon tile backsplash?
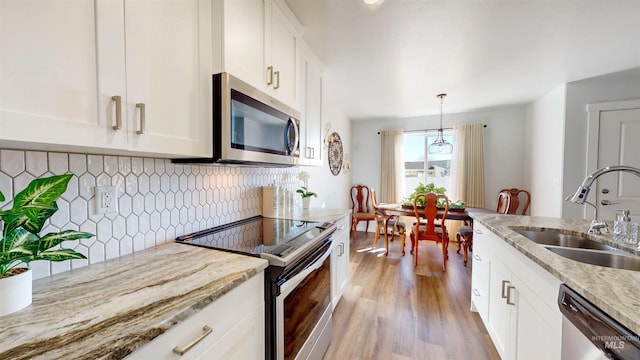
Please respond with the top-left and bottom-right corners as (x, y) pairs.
(0, 149), (298, 280)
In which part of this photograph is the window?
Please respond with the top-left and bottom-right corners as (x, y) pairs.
(403, 132), (454, 198)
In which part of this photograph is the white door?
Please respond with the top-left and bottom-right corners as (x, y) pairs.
(596, 107), (640, 221)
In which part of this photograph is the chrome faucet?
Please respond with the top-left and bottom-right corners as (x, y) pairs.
(566, 165), (640, 234)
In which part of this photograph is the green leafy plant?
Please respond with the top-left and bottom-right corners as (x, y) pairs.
(0, 174), (93, 277)
(402, 182), (447, 206)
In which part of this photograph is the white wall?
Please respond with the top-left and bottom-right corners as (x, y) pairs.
(562, 68), (640, 219)
(351, 105), (527, 219)
(524, 85), (566, 217)
(302, 99), (352, 210)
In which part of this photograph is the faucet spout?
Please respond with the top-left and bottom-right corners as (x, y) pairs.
(568, 165), (640, 204)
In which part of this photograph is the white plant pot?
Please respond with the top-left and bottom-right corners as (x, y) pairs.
(0, 268), (32, 317)
(302, 197), (311, 209)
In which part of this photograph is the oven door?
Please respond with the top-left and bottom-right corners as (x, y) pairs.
(275, 239), (333, 360)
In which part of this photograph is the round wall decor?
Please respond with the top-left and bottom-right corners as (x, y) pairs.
(328, 132), (343, 176)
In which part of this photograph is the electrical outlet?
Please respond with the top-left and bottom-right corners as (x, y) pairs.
(95, 186), (118, 214)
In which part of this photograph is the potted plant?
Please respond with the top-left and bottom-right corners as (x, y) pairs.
(296, 171), (317, 209)
(402, 182), (447, 207)
(0, 174), (93, 316)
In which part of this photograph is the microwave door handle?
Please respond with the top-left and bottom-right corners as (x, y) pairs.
(285, 118), (299, 154)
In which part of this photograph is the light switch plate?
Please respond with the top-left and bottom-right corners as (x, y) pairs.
(95, 186), (118, 214)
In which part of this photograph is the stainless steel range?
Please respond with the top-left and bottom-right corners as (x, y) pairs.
(176, 216), (337, 360)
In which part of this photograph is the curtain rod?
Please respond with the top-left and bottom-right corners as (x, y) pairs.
(377, 124), (487, 135)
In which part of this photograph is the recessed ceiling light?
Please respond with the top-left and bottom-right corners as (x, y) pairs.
(363, 0), (384, 5)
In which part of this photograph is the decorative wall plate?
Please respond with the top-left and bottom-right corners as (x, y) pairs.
(328, 132), (343, 176)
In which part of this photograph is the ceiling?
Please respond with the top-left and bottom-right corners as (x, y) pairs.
(285, 0), (640, 121)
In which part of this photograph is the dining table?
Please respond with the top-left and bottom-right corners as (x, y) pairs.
(373, 203), (495, 255)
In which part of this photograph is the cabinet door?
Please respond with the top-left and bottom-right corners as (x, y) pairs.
(266, 0), (298, 107)
(299, 45), (324, 166)
(221, 0), (266, 90)
(470, 228), (490, 322)
(331, 215), (350, 309)
(0, 0), (127, 150)
(512, 274), (562, 360)
(487, 256), (514, 359)
(124, 0), (212, 157)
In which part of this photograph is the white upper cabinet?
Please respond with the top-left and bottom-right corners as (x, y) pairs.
(298, 43), (324, 166)
(0, 0), (212, 158)
(215, 0), (301, 108)
(0, 1), (126, 151)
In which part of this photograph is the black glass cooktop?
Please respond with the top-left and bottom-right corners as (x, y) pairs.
(175, 216), (332, 260)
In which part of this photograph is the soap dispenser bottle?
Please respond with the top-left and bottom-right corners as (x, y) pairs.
(614, 209), (638, 245)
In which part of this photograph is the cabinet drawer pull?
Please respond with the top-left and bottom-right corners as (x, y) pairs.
(339, 243), (344, 256)
(111, 95), (122, 130)
(136, 103), (145, 134)
(337, 225), (345, 231)
(474, 229), (483, 234)
(274, 70), (280, 89)
(473, 254), (481, 261)
(501, 280), (510, 299)
(172, 325), (213, 355)
(472, 288), (481, 297)
(267, 66), (274, 85)
(506, 285), (516, 305)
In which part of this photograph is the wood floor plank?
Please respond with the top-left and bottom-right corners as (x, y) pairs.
(323, 231), (500, 360)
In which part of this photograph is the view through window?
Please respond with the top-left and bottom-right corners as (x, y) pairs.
(403, 133), (454, 199)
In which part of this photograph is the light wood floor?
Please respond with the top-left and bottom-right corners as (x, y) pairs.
(323, 231), (500, 360)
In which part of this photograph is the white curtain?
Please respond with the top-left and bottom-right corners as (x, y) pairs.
(379, 130), (405, 203)
(450, 123), (486, 208)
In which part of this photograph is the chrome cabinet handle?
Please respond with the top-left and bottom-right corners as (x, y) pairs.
(136, 103), (145, 134)
(172, 325), (212, 355)
(601, 200), (616, 206)
(473, 254), (481, 261)
(267, 66), (274, 85)
(111, 95), (122, 130)
(274, 70), (280, 89)
(305, 147), (314, 159)
(338, 243), (345, 256)
(501, 280), (510, 299)
(337, 225), (345, 230)
(472, 288), (480, 297)
(506, 285), (516, 305)
(474, 229), (483, 234)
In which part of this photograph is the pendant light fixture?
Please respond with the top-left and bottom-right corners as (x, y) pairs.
(428, 93), (453, 154)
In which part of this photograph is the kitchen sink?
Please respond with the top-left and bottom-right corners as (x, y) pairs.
(514, 229), (615, 251)
(544, 247), (640, 271)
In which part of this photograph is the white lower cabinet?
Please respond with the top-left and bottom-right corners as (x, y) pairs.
(472, 223), (562, 360)
(331, 214), (351, 310)
(126, 273), (264, 360)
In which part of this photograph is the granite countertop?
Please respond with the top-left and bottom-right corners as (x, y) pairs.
(471, 213), (640, 335)
(0, 243), (268, 360)
(272, 207), (351, 223)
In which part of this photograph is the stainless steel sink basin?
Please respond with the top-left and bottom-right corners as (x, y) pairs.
(515, 229), (614, 251)
(544, 247), (640, 271)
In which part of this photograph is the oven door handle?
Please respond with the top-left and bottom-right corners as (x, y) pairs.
(279, 243), (332, 296)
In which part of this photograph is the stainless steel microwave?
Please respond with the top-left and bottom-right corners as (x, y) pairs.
(173, 72), (300, 166)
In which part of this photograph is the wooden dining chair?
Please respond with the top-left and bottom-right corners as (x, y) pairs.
(370, 189), (407, 256)
(350, 185), (376, 239)
(456, 188), (532, 265)
(500, 188), (531, 215)
(410, 193), (450, 270)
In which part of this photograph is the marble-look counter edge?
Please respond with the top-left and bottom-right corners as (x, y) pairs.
(471, 213), (640, 335)
(0, 242), (269, 360)
(270, 207), (351, 223)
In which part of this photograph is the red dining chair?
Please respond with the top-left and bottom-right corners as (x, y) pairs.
(350, 185), (376, 239)
(456, 188), (531, 265)
(370, 189), (407, 256)
(410, 193), (450, 270)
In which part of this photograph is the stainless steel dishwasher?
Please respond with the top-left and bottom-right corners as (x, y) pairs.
(558, 284), (640, 359)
